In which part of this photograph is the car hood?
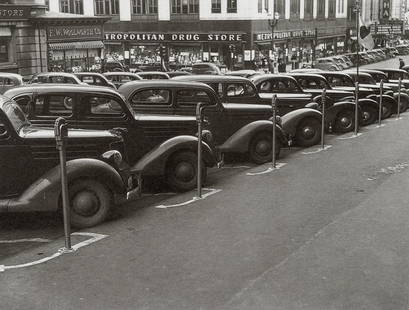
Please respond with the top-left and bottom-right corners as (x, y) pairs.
(222, 102), (272, 112)
(19, 125), (121, 140)
(134, 113), (197, 122)
(258, 93), (312, 100)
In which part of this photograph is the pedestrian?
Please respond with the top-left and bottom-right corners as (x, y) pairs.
(278, 59), (286, 73)
(399, 58), (405, 69)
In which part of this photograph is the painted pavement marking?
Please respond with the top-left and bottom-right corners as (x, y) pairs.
(301, 145), (332, 155)
(0, 238), (50, 244)
(246, 163), (287, 176)
(337, 133), (363, 140)
(155, 188), (222, 209)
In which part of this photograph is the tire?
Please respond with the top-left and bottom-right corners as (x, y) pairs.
(334, 110), (355, 133)
(248, 131), (281, 165)
(399, 97), (409, 113)
(166, 151), (206, 192)
(68, 179), (112, 228)
(295, 117), (321, 147)
(360, 106), (377, 126)
(381, 102), (393, 119)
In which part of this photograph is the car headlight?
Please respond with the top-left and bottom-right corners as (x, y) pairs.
(102, 150), (123, 166)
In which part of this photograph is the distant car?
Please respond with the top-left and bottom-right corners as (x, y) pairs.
(226, 70), (263, 79)
(102, 60), (127, 72)
(192, 62), (222, 75)
(332, 56), (350, 69)
(136, 71), (170, 80)
(314, 58), (342, 71)
(0, 73), (24, 94)
(75, 72), (116, 89)
(0, 95), (134, 228)
(103, 72), (142, 89)
(29, 72), (85, 85)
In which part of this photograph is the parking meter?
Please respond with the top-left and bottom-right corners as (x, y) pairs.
(196, 103), (206, 199)
(354, 82), (359, 135)
(271, 94), (277, 168)
(321, 89), (326, 149)
(54, 117), (73, 252)
(397, 78), (402, 119)
(379, 80), (384, 126)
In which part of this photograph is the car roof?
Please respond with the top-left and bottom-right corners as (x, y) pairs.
(287, 73), (327, 80)
(173, 75), (250, 83)
(32, 72), (78, 78)
(3, 84), (120, 98)
(0, 72), (23, 79)
(118, 80), (216, 98)
(360, 69), (387, 76)
(343, 71), (372, 77)
(75, 72), (106, 77)
(378, 68), (407, 73)
(251, 74), (298, 84)
(103, 72), (142, 78)
(137, 71), (169, 75)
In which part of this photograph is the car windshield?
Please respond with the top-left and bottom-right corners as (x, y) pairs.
(358, 75), (376, 84)
(325, 75), (354, 87)
(4, 101), (29, 132)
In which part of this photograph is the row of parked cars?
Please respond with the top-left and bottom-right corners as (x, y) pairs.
(1, 66), (408, 228)
(314, 46), (407, 71)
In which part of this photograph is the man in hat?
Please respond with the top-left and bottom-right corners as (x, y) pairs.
(399, 58), (405, 69)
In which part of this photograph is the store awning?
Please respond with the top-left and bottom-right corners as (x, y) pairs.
(49, 40), (104, 50)
(0, 28), (11, 37)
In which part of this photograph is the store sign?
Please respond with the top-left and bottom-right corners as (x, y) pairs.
(0, 5), (31, 20)
(381, 0), (391, 19)
(104, 32), (244, 42)
(254, 29), (316, 41)
(376, 23), (403, 35)
(48, 25), (103, 42)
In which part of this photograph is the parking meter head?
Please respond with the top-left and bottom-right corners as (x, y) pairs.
(54, 117), (67, 140)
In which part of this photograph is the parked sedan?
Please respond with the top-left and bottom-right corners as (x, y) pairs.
(173, 75), (322, 147)
(0, 96), (134, 228)
(28, 72), (85, 85)
(75, 72), (116, 89)
(5, 84), (216, 192)
(103, 72), (142, 89)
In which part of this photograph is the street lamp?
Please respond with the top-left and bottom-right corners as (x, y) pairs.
(268, 11), (280, 73)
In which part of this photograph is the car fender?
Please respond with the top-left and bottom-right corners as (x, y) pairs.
(338, 96), (355, 102)
(5, 158), (125, 213)
(367, 94), (397, 109)
(358, 98), (379, 110)
(218, 120), (287, 153)
(393, 92), (409, 104)
(281, 108), (322, 137)
(131, 135), (216, 177)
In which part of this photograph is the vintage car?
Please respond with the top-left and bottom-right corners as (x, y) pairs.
(173, 75), (323, 147)
(377, 68), (409, 89)
(136, 71), (170, 80)
(343, 71), (398, 119)
(314, 57), (342, 71)
(5, 84), (216, 192)
(226, 70), (263, 79)
(192, 63), (222, 75)
(103, 72), (142, 89)
(118, 79), (287, 164)
(167, 71), (192, 78)
(75, 72), (116, 89)
(0, 96), (135, 228)
(28, 72), (85, 85)
(0, 73), (24, 94)
(287, 72), (382, 127)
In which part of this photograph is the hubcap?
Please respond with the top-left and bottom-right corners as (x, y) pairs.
(382, 106), (388, 116)
(255, 140), (271, 156)
(340, 116), (352, 128)
(362, 111), (370, 121)
(72, 190), (99, 216)
(174, 162), (195, 182)
(302, 126), (315, 139)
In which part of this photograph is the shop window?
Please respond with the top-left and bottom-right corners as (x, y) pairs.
(258, 0), (262, 13)
(171, 0), (199, 14)
(131, 89), (171, 106)
(211, 0), (221, 13)
(304, 0), (313, 19)
(328, 0), (335, 18)
(317, 0), (325, 18)
(95, 0), (119, 15)
(132, 0), (158, 14)
(60, 0), (83, 14)
(290, 0), (300, 19)
(0, 38), (9, 63)
(265, 0), (269, 11)
(274, 0), (285, 17)
(227, 0), (237, 13)
(176, 89), (211, 106)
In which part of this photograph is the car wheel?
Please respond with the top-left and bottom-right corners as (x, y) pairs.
(360, 106), (377, 126)
(399, 97), (409, 112)
(334, 110), (355, 133)
(68, 179), (112, 228)
(249, 131), (281, 165)
(295, 117), (321, 147)
(381, 102), (393, 119)
(166, 151), (206, 192)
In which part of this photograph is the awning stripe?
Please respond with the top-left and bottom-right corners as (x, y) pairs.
(49, 40), (104, 50)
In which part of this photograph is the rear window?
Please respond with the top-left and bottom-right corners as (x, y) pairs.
(130, 89), (171, 106)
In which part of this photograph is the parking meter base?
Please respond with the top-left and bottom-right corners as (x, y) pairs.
(58, 247), (75, 254)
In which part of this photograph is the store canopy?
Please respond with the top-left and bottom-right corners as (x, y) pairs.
(49, 41), (104, 50)
(0, 28), (11, 37)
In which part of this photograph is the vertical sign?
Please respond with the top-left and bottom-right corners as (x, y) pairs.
(382, 0), (391, 19)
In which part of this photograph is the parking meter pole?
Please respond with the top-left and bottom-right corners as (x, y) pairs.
(354, 82), (359, 136)
(54, 117), (72, 252)
(397, 78), (402, 119)
(196, 103), (205, 199)
(271, 94), (277, 168)
(379, 80), (383, 126)
(321, 89), (326, 149)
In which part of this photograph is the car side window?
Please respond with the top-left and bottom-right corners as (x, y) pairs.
(176, 89), (211, 106)
(34, 95), (73, 116)
(82, 76), (94, 84)
(3, 78), (15, 86)
(81, 95), (124, 115)
(131, 89), (171, 106)
(94, 77), (105, 85)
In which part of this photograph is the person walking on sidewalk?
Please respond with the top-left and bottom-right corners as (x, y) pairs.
(399, 58), (405, 69)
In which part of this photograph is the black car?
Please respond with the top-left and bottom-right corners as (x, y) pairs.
(173, 75), (323, 147)
(5, 84), (216, 192)
(0, 96), (134, 228)
(103, 72), (142, 89)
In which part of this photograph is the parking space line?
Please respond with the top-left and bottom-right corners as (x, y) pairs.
(246, 163), (287, 176)
(337, 133), (363, 140)
(221, 165), (252, 169)
(0, 238), (51, 244)
(155, 188), (222, 209)
(0, 232), (107, 273)
(301, 145), (332, 155)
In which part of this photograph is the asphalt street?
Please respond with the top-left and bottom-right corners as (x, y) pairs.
(3, 58), (409, 310)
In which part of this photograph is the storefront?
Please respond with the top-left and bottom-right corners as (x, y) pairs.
(103, 32), (246, 70)
(33, 13), (109, 72)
